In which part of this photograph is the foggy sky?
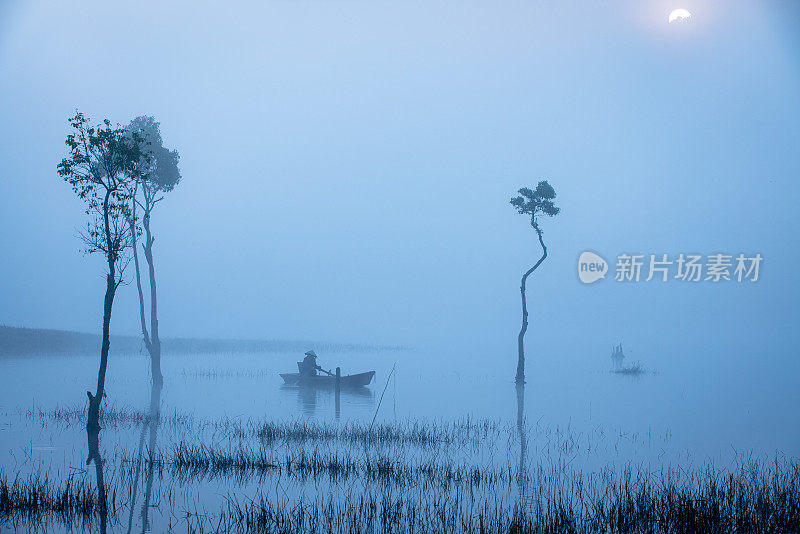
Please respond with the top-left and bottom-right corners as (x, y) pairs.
(1, 1), (798, 372)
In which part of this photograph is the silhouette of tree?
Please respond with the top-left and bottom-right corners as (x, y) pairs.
(125, 116), (181, 386)
(510, 181), (560, 385)
(57, 112), (143, 430)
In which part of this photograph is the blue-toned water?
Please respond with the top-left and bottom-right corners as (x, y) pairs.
(1, 341), (798, 532)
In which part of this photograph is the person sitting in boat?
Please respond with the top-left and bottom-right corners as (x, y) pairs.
(300, 350), (324, 377)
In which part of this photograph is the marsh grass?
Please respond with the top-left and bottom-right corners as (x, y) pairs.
(26, 404), (193, 431)
(0, 471), (116, 530)
(188, 457), (800, 533)
(27, 404), (505, 449)
(6, 455), (799, 533)
(151, 443), (508, 489)
(9, 408), (800, 533)
(252, 417), (501, 448)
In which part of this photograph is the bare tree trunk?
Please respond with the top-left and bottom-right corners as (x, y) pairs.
(88, 192), (117, 432)
(516, 229), (547, 386)
(87, 275), (115, 431)
(130, 216), (152, 355)
(130, 204), (163, 386)
(142, 215), (163, 386)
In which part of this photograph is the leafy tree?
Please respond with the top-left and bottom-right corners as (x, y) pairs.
(510, 181), (560, 385)
(125, 116), (181, 386)
(57, 112), (143, 430)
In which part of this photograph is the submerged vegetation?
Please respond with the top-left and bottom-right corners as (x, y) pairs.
(3, 439), (798, 533)
(6, 362), (797, 533)
(613, 362), (646, 375)
(204, 456), (800, 534)
(25, 404), (502, 448)
(0, 471), (117, 531)
(5, 406), (800, 532)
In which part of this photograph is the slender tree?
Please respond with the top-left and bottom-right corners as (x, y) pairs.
(58, 112), (142, 430)
(510, 181), (560, 385)
(125, 116), (181, 386)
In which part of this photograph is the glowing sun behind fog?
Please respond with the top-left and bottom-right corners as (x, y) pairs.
(669, 8), (692, 23)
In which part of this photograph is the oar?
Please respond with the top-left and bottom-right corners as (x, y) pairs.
(319, 367), (335, 377)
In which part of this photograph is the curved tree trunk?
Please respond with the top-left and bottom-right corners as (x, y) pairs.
(515, 229), (547, 385)
(142, 215), (163, 386)
(130, 216), (152, 356)
(130, 204), (163, 386)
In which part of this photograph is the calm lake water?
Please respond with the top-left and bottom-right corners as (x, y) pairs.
(1, 344), (798, 532)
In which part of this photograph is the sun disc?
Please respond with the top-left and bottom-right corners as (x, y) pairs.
(668, 8), (692, 23)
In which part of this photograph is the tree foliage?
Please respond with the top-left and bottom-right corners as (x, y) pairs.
(57, 112), (144, 280)
(510, 181), (560, 234)
(126, 116), (181, 203)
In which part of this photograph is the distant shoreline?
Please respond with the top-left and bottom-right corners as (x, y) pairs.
(0, 325), (408, 357)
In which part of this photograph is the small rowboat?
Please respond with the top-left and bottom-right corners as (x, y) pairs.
(279, 370), (375, 387)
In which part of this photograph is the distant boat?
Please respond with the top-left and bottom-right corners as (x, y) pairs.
(609, 343), (645, 375)
(280, 366), (375, 387)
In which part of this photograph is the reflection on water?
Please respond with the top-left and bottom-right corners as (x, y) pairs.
(85, 424), (107, 534)
(516, 384), (526, 506)
(1, 345), (799, 470)
(84, 381), (164, 534)
(1, 346), (799, 533)
(280, 384), (375, 417)
(126, 381), (162, 534)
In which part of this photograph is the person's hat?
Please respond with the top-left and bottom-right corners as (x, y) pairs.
(304, 350), (317, 357)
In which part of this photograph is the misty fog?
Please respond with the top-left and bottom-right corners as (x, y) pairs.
(1, 2), (799, 532)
